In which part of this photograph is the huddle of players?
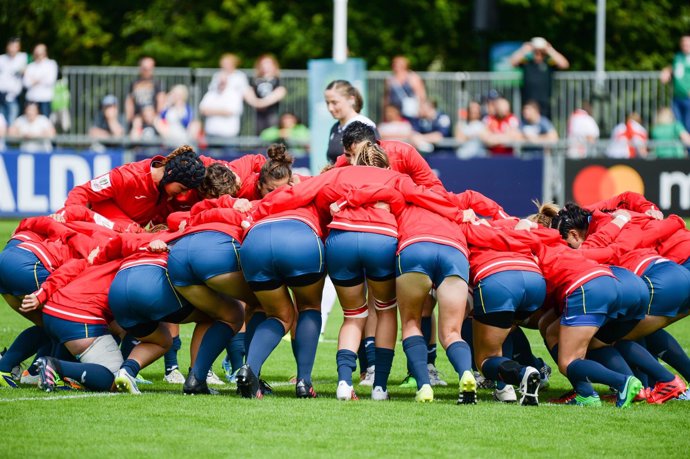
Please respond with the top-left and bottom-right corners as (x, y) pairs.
(1, 119), (690, 408)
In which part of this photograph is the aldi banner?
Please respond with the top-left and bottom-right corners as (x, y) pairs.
(0, 149), (124, 217)
(565, 159), (690, 217)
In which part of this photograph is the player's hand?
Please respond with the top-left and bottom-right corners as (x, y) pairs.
(290, 175), (301, 185)
(178, 219), (187, 231)
(462, 209), (477, 223)
(514, 219), (536, 231)
(148, 240), (168, 253)
(373, 201), (391, 212)
(20, 293), (41, 312)
(87, 246), (100, 264)
(49, 213), (66, 223)
(330, 202), (341, 216)
(645, 208), (663, 220)
(233, 199), (252, 213)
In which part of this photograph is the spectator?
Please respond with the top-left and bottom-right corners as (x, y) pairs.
(567, 102), (600, 158)
(8, 102), (55, 152)
(509, 37), (569, 119)
(454, 101), (487, 158)
(158, 84), (199, 145)
(89, 94), (125, 140)
(22, 44), (58, 117)
(244, 54), (287, 135)
(384, 55), (427, 121)
(519, 100), (558, 154)
(200, 73), (245, 141)
(661, 35), (690, 132)
(125, 56), (165, 124)
(260, 112), (310, 155)
(0, 37), (28, 124)
(480, 97), (522, 155)
(410, 99), (452, 153)
(0, 113), (6, 151)
(606, 112), (648, 158)
(651, 107), (690, 158)
(130, 105), (161, 142)
(377, 104), (413, 142)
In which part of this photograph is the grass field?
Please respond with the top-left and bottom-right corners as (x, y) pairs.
(1, 218), (690, 458)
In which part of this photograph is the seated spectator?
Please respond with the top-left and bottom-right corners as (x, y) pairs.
(519, 100), (558, 154)
(410, 100), (452, 153)
(8, 102), (55, 152)
(260, 112), (310, 150)
(130, 105), (161, 142)
(567, 102), (599, 158)
(651, 107), (690, 158)
(454, 101), (487, 158)
(158, 84), (200, 145)
(377, 104), (413, 142)
(480, 97), (522, 155)
(606, 112), (648, 158)
(89, 94), (124, 140)
(200, 71), (245, 141)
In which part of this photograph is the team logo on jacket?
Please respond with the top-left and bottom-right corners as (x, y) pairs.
(90, 174), (112, 192)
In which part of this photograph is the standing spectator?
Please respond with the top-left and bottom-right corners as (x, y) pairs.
(384, 55), (427, 121)
(89, 94), (125, 140)
(199, 73), (245, 141)
(22, 44), (58, 117)
(244, 54), (287, 135)
(509, 37), (569, 119)
(519, 100), (558, 154)
(260, 112), (310, 155)
(125, 56), (165, 125)
(651, 107), (690, 158)
(158, 84), (199, 145)
(567, 102), (600, 158)
(454, 100), (487, 158)
(661, 35), (690, 132)
(410, 99), (452, 153)
(0, 37), (28, 124)
(377, 104), (413, 142)
(480, 97), (522, 155)
(8, 102), (55, 152)
(606, 112), (648, 158)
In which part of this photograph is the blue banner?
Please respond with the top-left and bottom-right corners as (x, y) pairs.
(0, 149), (124, 217)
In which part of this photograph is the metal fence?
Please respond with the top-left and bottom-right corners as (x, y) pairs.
(63, 66), (673, 139)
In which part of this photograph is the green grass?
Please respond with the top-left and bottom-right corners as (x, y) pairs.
(1, 218), (690, 458)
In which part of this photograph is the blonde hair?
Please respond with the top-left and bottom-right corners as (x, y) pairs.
(354, 141), (390, 168)
(528, 200), (560, 227)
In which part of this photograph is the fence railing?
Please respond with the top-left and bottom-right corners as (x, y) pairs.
(62, 67), (673, 140)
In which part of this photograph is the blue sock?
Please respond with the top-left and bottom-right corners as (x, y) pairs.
(586, 347), (633, 375)
(121, 359), (141, 378)
(364, 336), (375, 368)
(336, 349), (358, 385)
(120, 334), (138, 360)
(357, 340), (368, 373)
(615, 340), (674, 383)
(421, 316), (437, 364)
(245, 312), (266, 352)
(445, 340), (472, 378)
(60, 360), (114, 391)
(373, 347), (394, 391)
(495, 334), (515, 389)
(566, 358), (628, 396)
(461, 318), (477, 370)
(295, 310), (321, 383)
(547, 343), (558, 363)
(227, 332), (245, 373)
(511, 327), (542, 368)
(28, 340), (55, 375)
(0, 326), (51, 372)
(191, 322), (234, 380)
(482, 356), (509, 381)
(644, 329), (690, 381)
(164, 335), (181, 372)
(246, 318), (284, 376)
(482, 356), (526, 386)
(402, 336), (430, 389)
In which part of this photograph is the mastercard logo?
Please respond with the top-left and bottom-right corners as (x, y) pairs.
(572, 165), (645, 206)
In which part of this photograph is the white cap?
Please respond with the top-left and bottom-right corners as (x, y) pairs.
(531, 37), (547, 50)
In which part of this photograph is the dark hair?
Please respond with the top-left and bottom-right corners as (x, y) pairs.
(157, 145), (206, 198)
(354, 141), (389, 168)
(523, 100), (541, 112)
(259, 143), (294, 186)
(199, 163), (238, 198)
(325, 80), (364, 113)
(342, 121), (377, 150)
(551, 202), (592, 240)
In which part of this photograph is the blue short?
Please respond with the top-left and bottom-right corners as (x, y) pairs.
(240, 219), (325, 291)
(168, 231), (241, 287)
(396, 242), (469, 287)
(109, 265), (194, 336)
(641, 260), (690, 317)
(610, 266), (647, 321)
(5, 238), (21, 249)
(43, 314), (110, 344)
(0, 246), (49, 296)
(560, 275), (619, 327)
(325, 230), (397, 286)
(473, 270), (546, 316)
(682, 257), (690, 272)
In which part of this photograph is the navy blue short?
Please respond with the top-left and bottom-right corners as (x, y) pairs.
(396, 242), (469, 287)
(560, 275), (619, 327)
(240, 219), (325, 291)
(0, 246), (49, 296)
(640, 260), (690, 317)
(5, 238), (21, 249)
(682, 257), (690, 272)
(325, 230), (397, 286)
(473, 270), (546, 316)
(168, 231), (241, 287)
(610, 266), (647, 321)
(43, 314), (109, 344)
(109, 264), (194, 336)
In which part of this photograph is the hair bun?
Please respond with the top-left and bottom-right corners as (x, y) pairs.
(266, 143), (294, 165)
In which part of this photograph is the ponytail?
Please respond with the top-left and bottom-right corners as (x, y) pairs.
(354, 141), (390, 168)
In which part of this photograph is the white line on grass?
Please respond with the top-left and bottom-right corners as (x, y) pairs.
(0, 392), (119, 402)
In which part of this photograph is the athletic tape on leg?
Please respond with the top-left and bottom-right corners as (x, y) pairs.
(374, 298), (398, 311)
(343, 303), (369, 319)
(77, 335), (124, 374)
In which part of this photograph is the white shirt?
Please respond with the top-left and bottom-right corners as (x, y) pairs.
(567, 110), (600, 158)
(200, 88), (245, 138)
(12, 114), (53, 152)
(0, 52), (28, 100)
(23, 58), (58, 102)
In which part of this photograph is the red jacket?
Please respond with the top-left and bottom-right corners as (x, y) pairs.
(395, 204), (468, 256)
(334, 140), (444, 191)
(55, 205), (143, 233)
(449, 190), (512, 220)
